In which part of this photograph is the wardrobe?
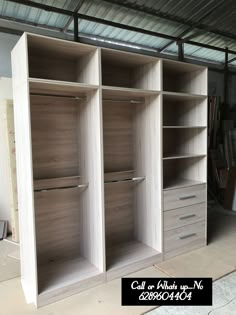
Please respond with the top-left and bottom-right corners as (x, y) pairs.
(11, 33), (207, 307)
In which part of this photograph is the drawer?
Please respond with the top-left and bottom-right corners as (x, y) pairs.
(163, 184), (206, 211)
(164, 203), (206, 231)
(164, 221), (206, 260)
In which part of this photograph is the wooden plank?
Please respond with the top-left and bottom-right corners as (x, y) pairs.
(2, 100), (19, 242)
(29, 78), (98, 97)
(134, 94), (162, 252)
(78, 88), (105, 272)
(163, 178), (205, 190)
(33, 176), (81, 190)
(0, 78), (13, 233)
(104, 170), (134, 182)
(102, 85), (159, 98)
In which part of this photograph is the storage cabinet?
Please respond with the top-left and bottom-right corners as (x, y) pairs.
(12, 33), (207, 308)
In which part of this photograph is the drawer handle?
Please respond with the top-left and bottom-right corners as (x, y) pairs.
(179, 195), (196, 201)
(179, 214), (196, 220)
(179, 233), (196, 240)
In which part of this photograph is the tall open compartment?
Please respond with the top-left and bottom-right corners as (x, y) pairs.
(30, 84), (105, 302)
(102, 87), (162, 279)
(12, 34), (105, 307)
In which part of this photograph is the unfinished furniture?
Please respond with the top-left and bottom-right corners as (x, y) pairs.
(0, 78), (19, 238)
(1, 99), (19, 242)
(12, 33), (207, 308)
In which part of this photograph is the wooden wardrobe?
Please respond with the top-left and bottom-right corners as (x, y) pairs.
(11, 33), (207, 307)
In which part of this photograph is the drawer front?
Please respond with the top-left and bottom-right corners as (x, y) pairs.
(164, 203), (206, 231)
(164, 184), (206, 211)
(164, 221), (206, 260)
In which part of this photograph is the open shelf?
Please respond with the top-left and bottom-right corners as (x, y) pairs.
(27, 34), (99, 85)
(162, 91), (207, 100)
(34, 176), (81, 190)
(30, 81), (104, 297)
(163, 154), (206, 160)
(163, 128), (207, 158)
(102, 85), (160, 98)
(163, 126), (206, 129)
(38, 256), (101, 294)
(29, 78), (98, 97)
(163, 156), (207, 190)
(163, 60), (207, 95)
(106, 240), (160, 272)
(163, 93), (207, 127)
(163, 178), (205, 190)
(101, 49), (161, 90)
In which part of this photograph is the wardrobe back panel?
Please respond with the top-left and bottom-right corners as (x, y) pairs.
(105, 182), (134, 248)
(29, 54), (77, 82)
(103, 102), (133, 172)
(34, 188), (80, 265)
(30, 96), (80, 179)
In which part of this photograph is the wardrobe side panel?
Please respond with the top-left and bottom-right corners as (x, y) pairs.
(134, 94), (162, 252)
(79, 88), (105, 272)
(11, 34), (38, 305)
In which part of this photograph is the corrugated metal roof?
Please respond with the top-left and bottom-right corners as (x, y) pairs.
(0, 0), (236, 65)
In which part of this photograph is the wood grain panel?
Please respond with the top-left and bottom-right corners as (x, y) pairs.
(78, 89), (105, 272)
(34, 176), (81, 190)
(34, 188), (80, 264)
(103, 101), (134, 172)
(29, 54), (77, 82)
(30, 95), (80, 179)
(11, 33), (38, 305)
(134, 95), (162, 252)
(105, 181), (134, 247)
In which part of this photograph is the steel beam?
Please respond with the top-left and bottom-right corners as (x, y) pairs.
(177, 42), (184, 61)
(74, 14), (78, 42)
(63, 0), (86, 33)
(4, 0), (236, 56)
(228, 56), (236, 64)
(224, 47), (229, 107)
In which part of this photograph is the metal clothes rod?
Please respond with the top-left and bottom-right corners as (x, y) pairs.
(103, 99), (144, 104)
(105, 177), (145, 184)
(30, 93), (85, 100)
(34, 183), (89, 192)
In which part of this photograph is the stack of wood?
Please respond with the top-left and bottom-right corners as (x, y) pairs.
(208, 96), (236, 210)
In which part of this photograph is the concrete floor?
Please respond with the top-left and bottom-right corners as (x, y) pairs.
(0, 204), (236, 315)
